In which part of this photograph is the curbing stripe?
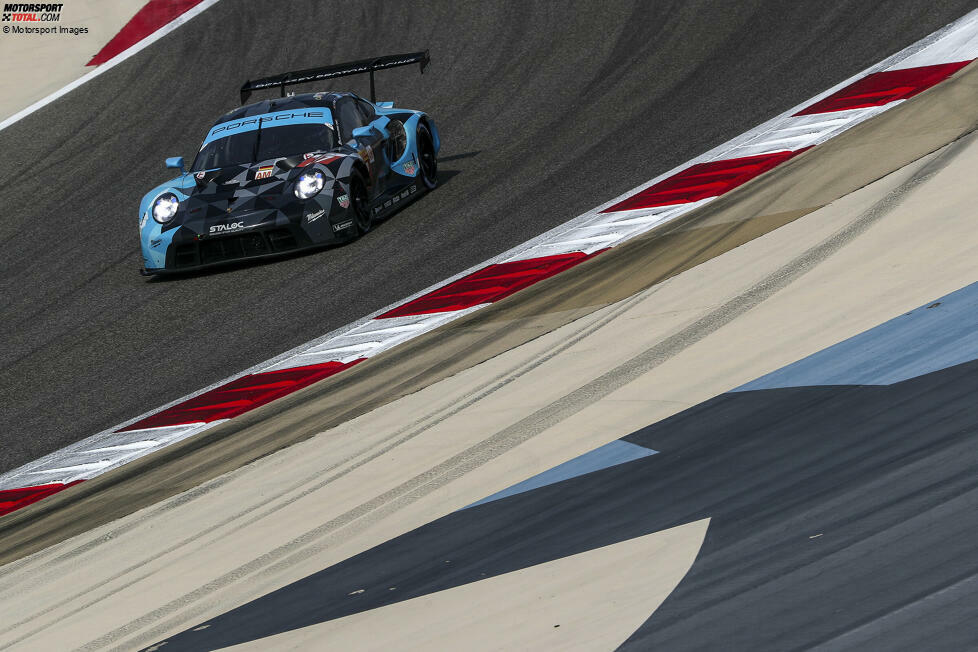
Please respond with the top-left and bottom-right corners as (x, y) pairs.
(118, 359), (364, 431)
(0, 481), (84, 518)
(377, 252), (599, 318)
(795, 60), (973, 115)
(599, 150), (807, 213)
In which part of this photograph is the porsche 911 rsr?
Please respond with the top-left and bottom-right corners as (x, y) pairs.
(138, 52), (439, 275)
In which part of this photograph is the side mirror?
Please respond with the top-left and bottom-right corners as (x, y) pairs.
(351, 126), (375, 141)
(165, 157), (185, 173)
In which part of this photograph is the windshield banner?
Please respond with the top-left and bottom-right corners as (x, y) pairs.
(203, 109), (334, 145)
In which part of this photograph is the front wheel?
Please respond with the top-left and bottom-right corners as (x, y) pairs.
(349, 171), (372, 236)
(418, 124), (438, 190)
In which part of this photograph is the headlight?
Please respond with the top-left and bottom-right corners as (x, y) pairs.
(294, 170), (325, 199)
(152, 193), (180, 224)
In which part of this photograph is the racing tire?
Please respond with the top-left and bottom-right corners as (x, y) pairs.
(418, 124), (438, 190)
(350, 171), (372, 236)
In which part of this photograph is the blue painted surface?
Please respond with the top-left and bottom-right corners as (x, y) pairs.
(735, 281), (978, 391)
(463, 440), (657, 510)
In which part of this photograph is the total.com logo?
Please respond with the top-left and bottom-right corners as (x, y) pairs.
(2, 3), (64, 21)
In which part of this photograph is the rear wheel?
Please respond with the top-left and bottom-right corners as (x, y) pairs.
(350, 171), (372, 235)
(418, 124), (437, 190)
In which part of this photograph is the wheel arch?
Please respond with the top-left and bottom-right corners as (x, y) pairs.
(417, 114), (440, 154)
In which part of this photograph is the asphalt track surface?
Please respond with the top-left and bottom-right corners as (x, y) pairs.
(1, 0), (975, 473)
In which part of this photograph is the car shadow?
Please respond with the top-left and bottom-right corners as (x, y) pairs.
(438, 150), (481, 163)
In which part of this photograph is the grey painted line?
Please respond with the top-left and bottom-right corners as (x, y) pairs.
(808, 569), (978, 651)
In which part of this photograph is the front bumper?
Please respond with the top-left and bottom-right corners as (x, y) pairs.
(142, 221), (318, 275)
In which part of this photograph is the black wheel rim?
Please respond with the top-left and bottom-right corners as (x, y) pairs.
(420, 130), (437, 182)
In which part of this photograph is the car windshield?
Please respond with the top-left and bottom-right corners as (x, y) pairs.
(191, 123), (337, 171)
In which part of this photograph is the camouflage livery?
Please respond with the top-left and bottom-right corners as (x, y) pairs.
(138, 89), (439, 275)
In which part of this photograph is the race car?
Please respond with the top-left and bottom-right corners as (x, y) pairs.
(138, 52), (439, 275)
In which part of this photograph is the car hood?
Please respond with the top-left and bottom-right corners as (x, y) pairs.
(191, 155), (304, 194)
(160, 153), (344, 234)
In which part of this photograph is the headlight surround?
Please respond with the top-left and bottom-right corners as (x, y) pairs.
(152, 192), (180, 224)
(294, 170), (325, 200)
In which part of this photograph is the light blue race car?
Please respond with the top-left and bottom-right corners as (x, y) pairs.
(138, 52), (439, 275)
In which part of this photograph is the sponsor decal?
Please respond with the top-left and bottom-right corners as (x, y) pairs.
(139, 212), (148, 229)
(210, 221), (244, 234)
(313, 92), (325, 100)
(332, 219), (353, 232)
(255, 164), (274, 180)
(369, 186), (416, 216)
(195, 171), (206, 180)
(303, 152), (317, 160)
(402, 160), (417, 176)
(150, 237), (163, 248)
(298, 154), (341, 168)
(247, 58), (419, 91)
(337, 194), (350, 208)
(206, 111), (327, 141)
(305, 208), (325, 223)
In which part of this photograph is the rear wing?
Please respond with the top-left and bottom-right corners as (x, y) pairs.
(239, 51), (430, 104)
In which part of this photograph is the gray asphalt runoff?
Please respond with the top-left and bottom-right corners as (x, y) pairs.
(0, 0), (974, 472)
(149, 356), (978, 651)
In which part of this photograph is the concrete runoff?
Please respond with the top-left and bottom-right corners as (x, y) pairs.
(2, 0), (976, 475)
(2, 55), (977, 561)
(3, 91), (978, 649)
(0, 0), (139, 122)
